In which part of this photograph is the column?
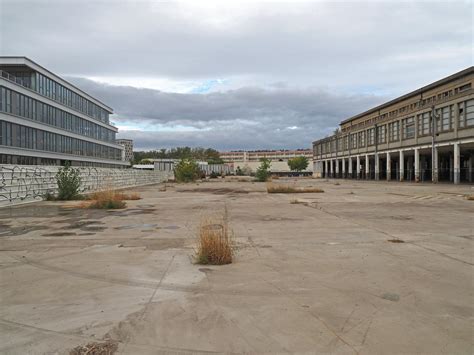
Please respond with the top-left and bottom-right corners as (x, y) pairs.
(342, 158), (346, 178)
(331, 159), (335, 178)
(468, 155), (473, 183)
(432, 146), (439, 183)
(414, 148), (420, 183)
(386, 152), (391, 181)
(374, 153), (379, 180)
(348, 157), (353, 178)
(449, 154), (454, 182)
(335, 159), (339, 178)
(365, 154), (370, 179)
(356, 156), (361, 179)
(453, 143), (460, 184)
(399, 150), (404, 181)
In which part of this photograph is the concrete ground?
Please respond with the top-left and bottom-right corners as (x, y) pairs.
(0, 178), (473, 354)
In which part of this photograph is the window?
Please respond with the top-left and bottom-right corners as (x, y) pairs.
(466, 99), (474, 127)
(358, 131), (366, 147)
(350, 133), (357, 149)
(418, 112), (430, 135)
(439, 106), (451, 131)
(377, 125), (386, 144)
(367, 128), (375, 145)
(456, 83), (472, 93)
(389, 121), (399, 141)
(403, 117), (415, 139)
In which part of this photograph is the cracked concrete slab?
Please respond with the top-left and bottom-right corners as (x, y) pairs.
(0, 179), (473, 354)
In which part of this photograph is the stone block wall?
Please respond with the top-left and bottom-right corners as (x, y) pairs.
(0, 165), (171, 207)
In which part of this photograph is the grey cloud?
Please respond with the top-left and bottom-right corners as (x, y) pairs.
(1, 1), (471, 92)
(68, 77), (386, 150)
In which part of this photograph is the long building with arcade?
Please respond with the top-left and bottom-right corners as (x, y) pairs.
(312, 67), (474, 184)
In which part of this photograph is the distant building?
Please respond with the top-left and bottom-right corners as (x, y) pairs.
(116, 139), (134, 162)
(312, 67), (474, 184)
(0, 57), (127, 167)
(219, 149), (313, 173)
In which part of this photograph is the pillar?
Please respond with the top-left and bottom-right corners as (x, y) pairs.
(414, 148), (420, 183)
(453, 143), (460, 184)
(342, 158), (346, 178)
(335, 159), (339, 178)
(331, 159), (335, 178)
(468, 155), (473, 183)
(399, 150), (404, 181)
(386, 152), (391, 181)
(365, 154), (370, 179)
(356, 156), (361, 179)
(374, 153), (379, 180)
(348, 157), (353, 178)
(433, 146), (439, 183)
(449, 154), (454, 182)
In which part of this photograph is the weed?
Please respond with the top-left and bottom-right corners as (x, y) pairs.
(85, 190), (127, 209)
(266, 183), (324, 193)
(195, 214), (233, 265)
(465, 194), (474, 201)
(70, 341), (118, 355)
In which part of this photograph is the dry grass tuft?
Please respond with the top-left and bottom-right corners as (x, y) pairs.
(465, 194), (474, 201)
(70, 341), (118, 355)
(82, 190), (127, 209)
(196, 213), (233, 265)
(266, 183), (324, 194)
(289, 199), (308, 205)
(117, 192), (141, 200)
(271, 175), (280, 180)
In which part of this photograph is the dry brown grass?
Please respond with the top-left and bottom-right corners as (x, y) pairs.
(465, 194), (474, 201)
(81, 190), (127, 209)
(195, 212), (233, 265)
(266, 183), (324, 194)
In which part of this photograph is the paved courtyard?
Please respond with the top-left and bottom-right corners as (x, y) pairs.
(0, 178), (473, 354)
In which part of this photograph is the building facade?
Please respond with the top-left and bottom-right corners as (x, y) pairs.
(116, 139), (134, 162)
(312, 67), (474, 184)
(220, 149), (313, 174)
(0, 57), (128, 167)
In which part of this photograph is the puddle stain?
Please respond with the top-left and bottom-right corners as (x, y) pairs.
(42, 232), (78, 237)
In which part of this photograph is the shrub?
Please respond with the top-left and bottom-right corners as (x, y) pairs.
(209, 171), (219, 179)
(235, 166), (244, 176)
(255, 158), (271, 182)
(174, 158), (201, 183)
(56, 164), (82, 200)
(266, 183), (324, 193)
(196, 215), (233, 265)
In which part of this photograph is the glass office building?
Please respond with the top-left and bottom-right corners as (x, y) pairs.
(0, 57), (127, 167)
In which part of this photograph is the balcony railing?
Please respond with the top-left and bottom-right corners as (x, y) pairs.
(0, 70), (32, 89)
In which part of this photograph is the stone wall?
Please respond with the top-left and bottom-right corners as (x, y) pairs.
(0, 165), (171, 207)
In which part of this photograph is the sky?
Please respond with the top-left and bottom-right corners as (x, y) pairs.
(0, 0), (472, 151)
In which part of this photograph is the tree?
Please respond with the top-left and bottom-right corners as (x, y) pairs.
(132, 147), (223, 164)
(174, 158), (201, 183)
(255, 158), (271, 182)
(288, 156), (309, 172)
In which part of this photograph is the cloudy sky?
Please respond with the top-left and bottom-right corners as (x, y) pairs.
(1, 0), (472, 151)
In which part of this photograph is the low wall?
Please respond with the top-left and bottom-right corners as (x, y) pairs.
(0, 165), (171, 207)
